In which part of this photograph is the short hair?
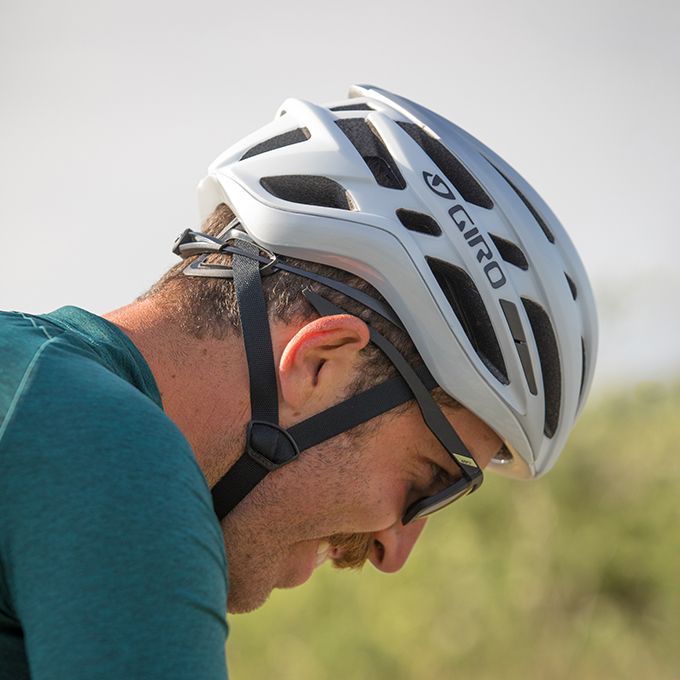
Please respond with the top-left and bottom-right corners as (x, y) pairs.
(142, 203), (457, 408)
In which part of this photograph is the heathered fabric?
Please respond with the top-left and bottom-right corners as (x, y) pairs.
(0, 307), (229, 679)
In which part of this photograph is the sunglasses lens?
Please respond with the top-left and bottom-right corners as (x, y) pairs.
(402, 481), (472, 524)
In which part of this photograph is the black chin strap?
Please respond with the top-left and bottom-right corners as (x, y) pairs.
(210, 239), (300, 520)
(173, 227), (446, 522)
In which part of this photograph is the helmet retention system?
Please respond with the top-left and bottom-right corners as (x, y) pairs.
(172, 84), (598, 522)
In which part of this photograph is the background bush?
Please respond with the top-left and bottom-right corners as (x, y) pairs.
(228, 382), (680, 680)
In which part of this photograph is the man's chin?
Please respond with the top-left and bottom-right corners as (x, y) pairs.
(227, 563), (318, 614)
(227, 589), (272, 615)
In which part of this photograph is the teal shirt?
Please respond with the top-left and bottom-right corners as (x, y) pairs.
(0, 307), (229, 679)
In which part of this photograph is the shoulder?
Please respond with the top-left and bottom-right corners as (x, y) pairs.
(0, 312), (229, 678)
(0, 311), (221, 559)
(2, 319), (191, 471)
(0, 311), (65, 420)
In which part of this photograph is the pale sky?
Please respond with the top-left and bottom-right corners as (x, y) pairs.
(1, 0), (679, 390)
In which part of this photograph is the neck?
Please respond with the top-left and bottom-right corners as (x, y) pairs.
(104, 298), (250, 485)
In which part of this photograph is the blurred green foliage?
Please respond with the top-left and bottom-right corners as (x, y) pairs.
(228, 382), (680, 680)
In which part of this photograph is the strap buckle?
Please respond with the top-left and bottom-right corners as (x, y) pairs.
(172, 228), (226, 258)
(173, 227), (279, 279)
(246, 420), (300, 471)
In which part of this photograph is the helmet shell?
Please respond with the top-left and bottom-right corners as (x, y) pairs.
(198, 85), (598, 479)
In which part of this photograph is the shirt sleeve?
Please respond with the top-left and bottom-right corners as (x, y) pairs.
(0, 344), (229, 680)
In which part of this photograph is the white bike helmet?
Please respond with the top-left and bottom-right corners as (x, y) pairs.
(176, 84), (598, 520)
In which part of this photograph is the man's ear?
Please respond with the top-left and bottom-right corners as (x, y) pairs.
(278, 314), (370, 413)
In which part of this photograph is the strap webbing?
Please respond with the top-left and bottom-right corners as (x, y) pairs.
(205, 235), (444, 522)
(288, 364), (435, 452)
(212, 455), (270, 519)
(211, 241), (282, 520)
(212, 367), (433, 519)
(232, 241), (278, 424)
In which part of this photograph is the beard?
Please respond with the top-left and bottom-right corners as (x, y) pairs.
(226, 531), (374, 614)
(221, 421), (381, 612)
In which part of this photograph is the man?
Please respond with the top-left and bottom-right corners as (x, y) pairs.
(0, 85), (598, 679)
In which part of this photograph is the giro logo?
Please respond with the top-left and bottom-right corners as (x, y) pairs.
(423, 172), (456, 199)
(422, 171), (507, 289)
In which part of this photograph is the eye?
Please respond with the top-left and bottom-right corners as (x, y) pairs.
(407, 457), (459, 510)
(428, 462), (453, 494)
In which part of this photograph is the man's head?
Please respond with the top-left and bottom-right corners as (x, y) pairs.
(142, 203), (496, 612)
(190, 84), (598, 480)
(218, 385), (505, 613)
(130, 84), (597, 613)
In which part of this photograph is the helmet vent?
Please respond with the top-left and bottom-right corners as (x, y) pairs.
(330, 103), (374, 112)
(396, 209), (442, 236)
(260, 175), (355, 210)
(336, 118), (406, 190)
(565, 273), (578, 300)
(427, 257), (509, 384)
(485, 158), (555, 244)
(521, 298), (561, 438)
(499, 299), (537, 395)
(397, 122), (493, 209)
(241, 128), (311, 161)
(578, 337), (587, 407)
(489, 234), (529, 270)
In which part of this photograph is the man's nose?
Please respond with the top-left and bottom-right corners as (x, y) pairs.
(368, 518), (428, 573)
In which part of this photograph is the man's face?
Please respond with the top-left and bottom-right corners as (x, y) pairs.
(221, 400), (502, 614)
